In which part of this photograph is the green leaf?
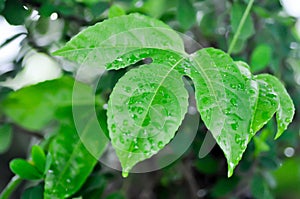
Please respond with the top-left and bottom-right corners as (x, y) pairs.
(211, 177), (239, 198)
(52, 13), (185, 68)
(1, 0), (30, 25)
(31, 145), (46, 174)
(107, 63), (188, 176)
(1, 76), (90, 131)
(250, 44), (272, 73)
(0, 0), (5, 12)
(10, 159), (43, 180)
(108, 5), (125, 18)
(190, 49), (256, 177)
(54, 14), (295, 178)
(230, 3), (255, 39)
(251, 174), (274, 199)
(177, 0), (196, 29)
(251, 76), (279, 133)
(0, 124), (12, 153)
(21, 184), (44, 199)
(255, 74), (295, 139)
(44, 121), (108, 198)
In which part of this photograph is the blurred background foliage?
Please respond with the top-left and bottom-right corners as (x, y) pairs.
(0, 0), (300, 198)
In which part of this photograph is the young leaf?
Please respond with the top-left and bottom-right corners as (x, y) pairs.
(0, 124), (12, 154)
(31, 145), (46, 174)
(107, 63), (188, 176)
(177, 0), (196, 29)
(250, 44), (272, 73)
(255, 74), (295, 139)
(44, 122), (107, 199)
(21, 184), (44, 199)
(10, 159), (43, 180)
(190, 48), (255, 177)
(108, 5), (125, 18)
(52, 13), (185, 68)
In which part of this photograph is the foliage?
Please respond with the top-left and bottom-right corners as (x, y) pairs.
(0, 0), (299, 199)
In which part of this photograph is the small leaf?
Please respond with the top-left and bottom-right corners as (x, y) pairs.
(44, 120), (108, 198)
(230, 3), (255, 39)
(251, 76), (279, 133)
(53, 13), (185, 68)
(250, 44), (272, 72)
(107, 63), (188, 175)
(10, 159), (43, 180)
(177, 0), (196, 29)
(0, 124), (12, 154)
(31, 145), (46, 174)
(255, 74), (295, 139)
(21, 184), (44, 199)
(108, 5), (125, 18)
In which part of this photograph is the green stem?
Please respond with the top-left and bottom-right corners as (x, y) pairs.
(0, 176), (22, 199)
(228, 0), (255, 55)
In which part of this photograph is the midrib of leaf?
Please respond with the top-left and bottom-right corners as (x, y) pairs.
(191, 54), (224, 117)
(54, 27), (185, 55)
(122, 56), (186, 170)
(48, 118), (96, 196)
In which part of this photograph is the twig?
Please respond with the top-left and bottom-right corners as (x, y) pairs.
(228, 0), (255, 55)
(0, 176), (23, 199)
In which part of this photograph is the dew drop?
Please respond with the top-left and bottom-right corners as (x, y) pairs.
(230, 98), (238, 107)
(157, 141), (163, 149)
(122, 171), (129, 178)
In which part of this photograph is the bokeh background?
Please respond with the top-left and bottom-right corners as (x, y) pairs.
(0, 0), (300, 198)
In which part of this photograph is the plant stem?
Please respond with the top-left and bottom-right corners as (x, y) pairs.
(0, 176), (22, 199)
(228, 0), (255, 55)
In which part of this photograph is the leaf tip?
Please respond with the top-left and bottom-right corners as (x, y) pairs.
(227, 161), (235, 178)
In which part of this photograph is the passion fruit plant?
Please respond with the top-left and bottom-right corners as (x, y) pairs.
(0, 0), (297, 199)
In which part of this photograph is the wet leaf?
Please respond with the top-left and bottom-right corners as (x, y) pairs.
(190, 49), (255, 177)
(53, 13), (185, 68)
(44, 122), (108, 199)
(255, 74), (294, 139)
(107, 63), (188, 176)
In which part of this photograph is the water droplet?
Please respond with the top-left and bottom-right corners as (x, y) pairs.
(237, 83), (245, 90)
(137, 107), (144, 114)
(224, 108), (231, 115)
(231, 122), (238, 130)
(230, 98), (238, 107)
(111, 124), (116, 133)
(230, 84), (237, 89)
(116, 57), (123, 62)
(122, 171), (129, 178)
(234, 134), (241, 144)
(158, 141), (163, 149)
